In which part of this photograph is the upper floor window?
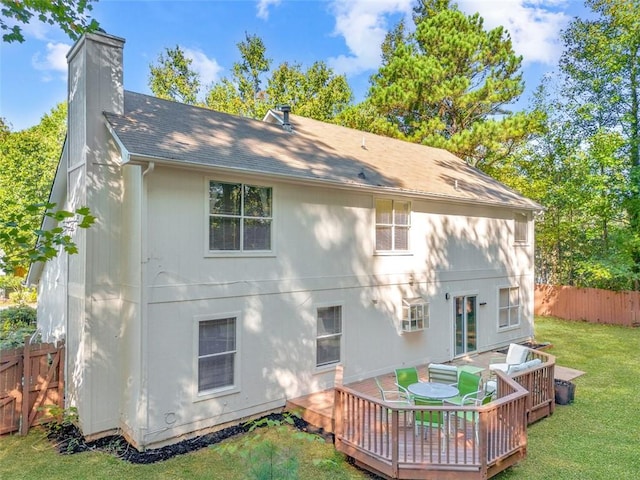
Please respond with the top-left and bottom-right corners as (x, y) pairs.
(498, 287), (520, 329)
(209, 181), (272, 251)
(198, 317), (237, 392)
(514, 213), (528, 244)
(316, 306), (342, 367)
(375, 199), (410, 252)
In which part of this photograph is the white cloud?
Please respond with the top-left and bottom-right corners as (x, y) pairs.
(183, 47), (223, 86)
(328, 0), (414, 76)
(327, 0), (572, 77)
(457, 0), (572, 65)
(31, 42), (71, 81)
(256, 0), (282, 20)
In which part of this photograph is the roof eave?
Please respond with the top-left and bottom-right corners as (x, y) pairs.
(124, 152), (542, 212)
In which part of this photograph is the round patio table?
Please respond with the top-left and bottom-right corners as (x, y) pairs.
(408, 382), (459, 400)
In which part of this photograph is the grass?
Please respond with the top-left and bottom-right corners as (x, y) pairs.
(1, 316), (639, 479)
(496, 317), (640, 480)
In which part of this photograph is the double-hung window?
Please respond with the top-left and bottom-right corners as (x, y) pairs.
(209, 181), (272, 252)
(375, 199), (410, 252)
(198, 317), (236, 392)
(316, 306), (342, 367)
(498, 287), (520, 329)
(514, 213), (528, 244)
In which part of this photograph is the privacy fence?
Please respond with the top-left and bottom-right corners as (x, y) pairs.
(535, 284), (640, 327)
(0, 339), (65, 435)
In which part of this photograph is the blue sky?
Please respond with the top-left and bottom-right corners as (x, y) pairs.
(0, 0), (588, 131)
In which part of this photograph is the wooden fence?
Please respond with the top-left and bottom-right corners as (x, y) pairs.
(0, 339), (65, 435)
(535, 284), (640, 327)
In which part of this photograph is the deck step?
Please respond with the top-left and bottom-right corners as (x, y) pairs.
(285, 389), (335, 433)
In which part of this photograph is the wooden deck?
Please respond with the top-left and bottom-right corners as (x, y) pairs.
(286, 347), (557, 479)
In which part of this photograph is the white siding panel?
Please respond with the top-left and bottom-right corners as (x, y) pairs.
(134, 166), (536, 447)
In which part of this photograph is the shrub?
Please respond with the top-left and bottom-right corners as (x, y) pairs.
(0, 325), (37, 350)
(1, 305), (37, 330)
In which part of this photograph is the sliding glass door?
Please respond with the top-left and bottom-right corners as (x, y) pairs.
(454, 295), (477, 356)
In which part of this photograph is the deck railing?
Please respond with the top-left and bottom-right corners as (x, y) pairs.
(334, 372), (530, 480)
(512, 348), (556, 424)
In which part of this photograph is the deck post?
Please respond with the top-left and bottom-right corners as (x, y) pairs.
(391, 408), (399, 478)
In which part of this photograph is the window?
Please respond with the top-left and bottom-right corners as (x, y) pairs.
(198, 317), (236, 392)
(401, 298), (429, 332)
(514, 213), (528, 244)
(498, 287), (520, 329)
(209, 181), (272, 251)
(375, 199), (410, 251)
(316, 306), (342, 367)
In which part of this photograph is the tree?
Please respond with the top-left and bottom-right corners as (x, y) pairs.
(0, 104), (83, 277)
(266, 62), (352, 122)
(1, 0), (100, 43)
(149, 45), (201, 105)
(560, 0), (640, 289)
(0, 3), (97, 283)
(204, 33), (352, 122)
(511, 77), (635, 290)
(364, 0), (540, 170)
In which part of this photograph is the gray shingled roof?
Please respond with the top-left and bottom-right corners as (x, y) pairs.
(104, 91), (540, 210)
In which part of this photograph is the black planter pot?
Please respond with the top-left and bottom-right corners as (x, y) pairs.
(554, 379), (576, 405)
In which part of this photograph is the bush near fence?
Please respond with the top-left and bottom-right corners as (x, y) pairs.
(535, 284), (640, 327)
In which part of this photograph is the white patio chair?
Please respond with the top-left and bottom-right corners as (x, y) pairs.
(427, 363), (458, 385)
(489, 343), (530, 373)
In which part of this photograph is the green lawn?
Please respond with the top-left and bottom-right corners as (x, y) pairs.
(496, 317), (640, 479)
(1, 317), (639, 479)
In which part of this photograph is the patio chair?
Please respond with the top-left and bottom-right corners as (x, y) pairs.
(427, 363), (458, 385)
(414, 397), (446, 451)
(375, 377), (411, 430)
(375, 377), (411, 405)
(489, 343), (530, 373)
(444, 390), (494, 444)
(446, 370), (484, 406)
(395, 367), (421, 399)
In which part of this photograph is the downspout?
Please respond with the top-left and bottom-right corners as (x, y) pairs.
(139, 161), (153, 449)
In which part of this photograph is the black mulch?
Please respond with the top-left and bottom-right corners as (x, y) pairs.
(45, 413), (325, 465)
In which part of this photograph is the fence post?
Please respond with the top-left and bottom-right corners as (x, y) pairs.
(20, 336), (31, 435)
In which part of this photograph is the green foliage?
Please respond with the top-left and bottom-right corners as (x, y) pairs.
(0, 325), (37, 350)
(149, 32), (352, 122)
(1, 203), (96, 276)
(0, 0), (100, 43)
(1, 304), (36, 329)
(214, 413), (325, 480)
(148, 45), (201, 105)
(8, 286), (37, 304)
(364, 1), (540, 170)
(505, 0), (640, 290)
(0, 304), (37, 350)
(41, 405), (79, 432)
(266, 61), (352, 122)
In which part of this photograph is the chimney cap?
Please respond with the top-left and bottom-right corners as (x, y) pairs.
(278, 104), (291, 113)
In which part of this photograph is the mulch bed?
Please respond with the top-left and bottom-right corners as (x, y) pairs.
(45, 412), (322, 465)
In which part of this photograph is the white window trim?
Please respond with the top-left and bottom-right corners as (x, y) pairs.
(401, 298), (429, 333)
(497, 285), (521, 331)
(374, 197), (412, 255)
(315, 303), (344, 372)
(514, 212), (529, 245)
(193, 312), (241, 401)
(204, 177), (276, 258)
